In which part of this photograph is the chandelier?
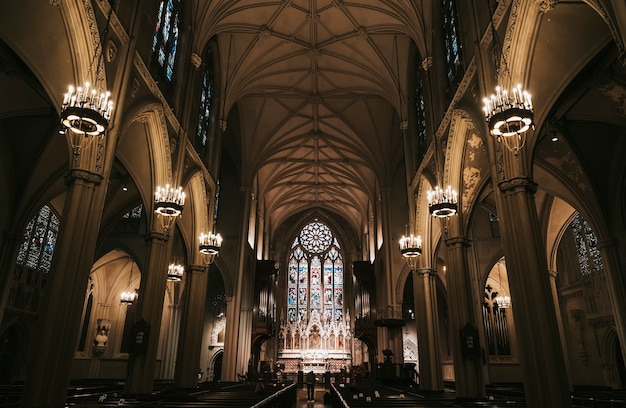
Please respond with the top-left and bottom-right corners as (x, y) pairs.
(427, 185), (458, 218)
(154, 184), (185, 231)
(495, 294), (511, 309)
(483, 84), (533, 152)
(167, 262), (185, 281)
(199, 231), (222, 264)
(60, 7), (114, 149)
(399, 234), (422, 269)
(120, 291), (137, 306)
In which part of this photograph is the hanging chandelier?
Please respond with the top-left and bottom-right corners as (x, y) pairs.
(495, 294), (511, 309)
(483, 84), (533, 152)
(120, 290), (137, 305)
(154, 184), (185, 230)
(399, 234), (422, 269)
(167, 262), (185, 282)
(427, 185), (458, 218)
(199, 231), (222, 264)
(60, 7), (114, 147)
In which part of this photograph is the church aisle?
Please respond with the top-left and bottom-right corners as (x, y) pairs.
(294, 385), (331, 408)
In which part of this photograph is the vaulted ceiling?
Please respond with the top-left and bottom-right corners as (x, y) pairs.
(192, 1), (429, 234)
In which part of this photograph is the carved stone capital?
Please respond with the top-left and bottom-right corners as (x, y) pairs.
(219, 119), (227, 131)
(421, 57), (433, 71)
(414, 267), (436, 277)
(65, 169), (104, 186)
(498, 177), (537, 195)
(190, 53), (202, 69)
(400, 121), (409, 131)
(444, 236), (471, 248)
(537, 0), (558, 13)
(186, 265), (206, 274)
(146, 231), (169, 243)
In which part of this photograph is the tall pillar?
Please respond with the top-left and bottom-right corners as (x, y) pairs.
(444, 236), (485, 398)
(160, 302), (181, 379)
(222, 296), (237, 380)
(596, 240), (626, 376)
(125, 231), (171, 395)
(0, 232), (20, 327)
(378, 187), (403, 361)
(413, 267), (443, 391)
(174, 264), (209, 388)
(23, 169), (105, 408)
(496, 177), (570, 407)
(222, 187), (253, 380)
(548, 269), (573, 389)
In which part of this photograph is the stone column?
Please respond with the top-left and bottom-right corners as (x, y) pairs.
(378, 187), (404, 362)
(159, 302), (181, 379)
(444, 236), (485, 398)
(0, 232), (20, 327)
(596, 239), (626, 377)
(222, 187), (253, 380)
(222, 296), (237, 380)
(496, 177), (570, 407)
(174, 264), (209, 388)
(413, 267), (443, 391)
(23, 169), (105, 408)
(125, 231), (170, 395)
(548, 269), (573, 388)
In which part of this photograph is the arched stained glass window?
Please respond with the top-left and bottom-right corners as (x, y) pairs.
(287, 221), (343, 324)
(414, 53), (427, 163)
(16, 204), (60, 274)
(442, 0), (464, 100)
(152, 0), (181, 82)
(571, 214), (603, 276)
(197, 47), (214, 148)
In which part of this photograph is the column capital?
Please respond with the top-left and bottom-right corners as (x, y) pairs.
(548, 269), (558, 279)
(597, 238), (617, 250)
(146, 231), (169, 244)
(64, 169), (104, 186)
(414, 267), (437, 277)
(186, 265), (206, 274)
(444, 236), (471, 248)
(498, 177), (537, 195)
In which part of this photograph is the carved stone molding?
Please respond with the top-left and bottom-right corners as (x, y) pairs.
(414, 267), (437, 277)
(498, 177), (537, 194)
(537, 0), (558, 13)
(190, 53), (202, 69)
(186, 265), (206, 274)
(444, 236), (471, 248)
(65, 169), (104, 185)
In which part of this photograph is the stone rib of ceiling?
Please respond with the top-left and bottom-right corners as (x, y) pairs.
(198, 0), (422, 234)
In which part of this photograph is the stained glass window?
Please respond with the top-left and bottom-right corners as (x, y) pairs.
(287, 221), (343, 324)
(16, 204), (60, 274)
(571, 214), (603, 276)
(122, 204), (143, 219)
(414, 54), (427, 163)
(442, 0), (464, 100)
(197, 47), (214, 148)
(152, 0), (181, 82)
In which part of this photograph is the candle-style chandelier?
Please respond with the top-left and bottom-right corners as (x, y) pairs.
(199, 231), (222, 265)
(427, 185), (458, 218)
(167, 262), (185, 282)
(60, 6), (114, 150)
(399, 233), (422, 269)
(120, 262), (137, 305)
(482, 3), (534, 152)
(154, 184), (185, 231)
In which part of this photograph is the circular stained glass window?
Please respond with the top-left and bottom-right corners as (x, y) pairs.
(300, 221), (333, 254)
